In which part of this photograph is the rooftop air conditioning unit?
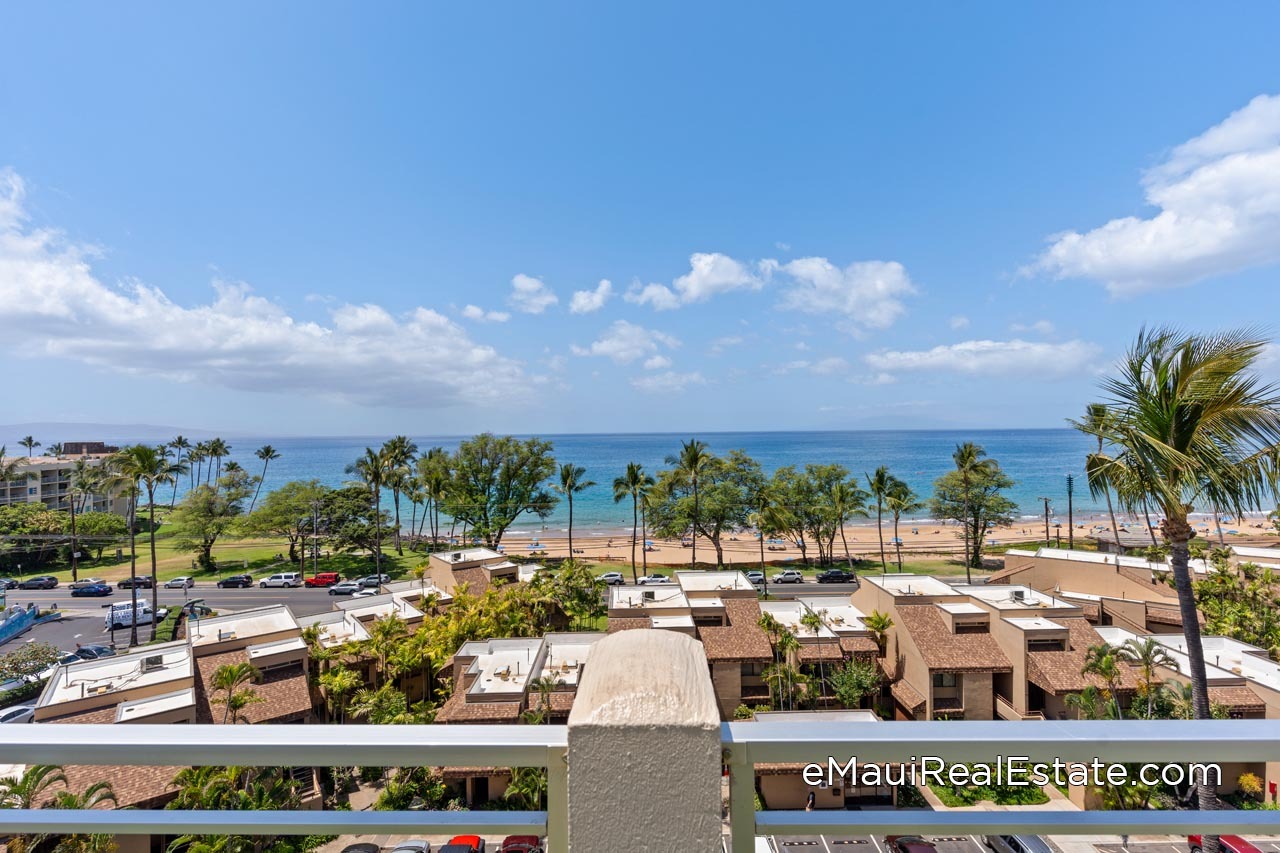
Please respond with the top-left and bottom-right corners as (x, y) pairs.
(142, 655), (164, 673)
(1011, 589), (1028, 602)
(451, 553), (462, 563)
(643, 590), (656, 601)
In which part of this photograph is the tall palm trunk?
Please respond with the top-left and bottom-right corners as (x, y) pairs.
(893, 513), (904, 572)
(128, 495), (139, 648)
(371, 487), (382, 572)
(567, 493), (574, 558)
(840, 523), (852, 567)
(875, 500), (886, 570)
(1142, 499), (1159, 547)
(759, 529), (766, 573)
(69, 495), (79, 583)
(630, 495), (639, 584)
(641, 503), (649, 574)
(1164, 516), (1220, 843)
(691, 476), (699, 569)
(147, 485), (160, 640)
(393, 488), (403, 555)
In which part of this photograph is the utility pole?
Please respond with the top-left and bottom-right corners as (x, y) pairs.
(1066, 474), (1075, 549)
(1039, 497), (1051, 547)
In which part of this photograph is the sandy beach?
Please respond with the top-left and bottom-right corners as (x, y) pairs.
(484, 513), (1279, 568)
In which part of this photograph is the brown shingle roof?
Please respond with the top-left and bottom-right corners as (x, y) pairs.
(1147, 603), (1201, 626)
(529, 690), (575, 715)
(57, 764), (181, 810)
(607, 617), (653, 633)
(894, 605), (1012, 672)
(453, 567), (490, 594)
(1024, 618), (1140, 695)
(890, 679), (925, 714)
(43, 706), (119, 724)
(195, 650), (313, 724)
(798, 642), (845, 663)
(697, 599), (772, 663)
(434, 687), (524, 723)
(839, 636), (880, 658)
(1209, 685), (1266, 713)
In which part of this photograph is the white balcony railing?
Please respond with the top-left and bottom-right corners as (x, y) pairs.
(3, 633), (1280, 852)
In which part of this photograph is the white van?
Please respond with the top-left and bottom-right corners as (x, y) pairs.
(260, 572), (302, 588)
(104, 600), (168, 630)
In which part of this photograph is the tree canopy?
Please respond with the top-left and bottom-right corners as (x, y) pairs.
(443, 434), (558, 546)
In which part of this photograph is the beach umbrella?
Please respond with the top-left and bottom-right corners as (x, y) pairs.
(645, 540), (654, 546)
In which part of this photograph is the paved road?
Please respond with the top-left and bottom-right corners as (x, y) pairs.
(1098, 841), (1280, 853)
(770, 834), (986, 853)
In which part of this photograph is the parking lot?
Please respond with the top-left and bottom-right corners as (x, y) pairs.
(768, 835), (988, 853)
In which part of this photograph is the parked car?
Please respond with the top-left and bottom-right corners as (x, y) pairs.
(165, 576), (195, 589)
(388, 841), (431, 853)
(36, 651), (81, 681)
(217, 574), (253, 588)
(887, 838), (939, 853)
(816, 568), (855, 583)
(74, 644), (116, 661)
(770, 569), (805, 584)
(117, 575), (153, 589)
(745, 570), (765, 584)
(1189, 837), (1264, 853)
(104, 601), (167, 630)
(984, 836), (1053, 853)
(0, 577), (18, 590)
(438, 847), (475, 853)
(18, 576), (58, 590)
(68, 577), (106, 590)
(498, 836), (542, 853)
(358, 574), (387, 589)
(304, 572), (342, 588)
(328, 580), (363, 596)
(0, 705), (35, 724)
(599, 572), (626, 585)
(444, 837), (485, 853)
(70, 583), (112, 597)
(260, 572), (302, 588)
(637, 574), (670, 585)
(352, 589), (379, 598)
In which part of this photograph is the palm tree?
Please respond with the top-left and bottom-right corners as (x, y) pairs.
(613, 462), (654, 584)
(1068, 403), (1124, 546)
(1117, 637), (1180, 718)
(555, 463), (596, 561)
(1082, 642), (1122, 708)
(381, 436), (418, 555)
(0, 763), (67, 808)
(866, 466), (894, 571)
(885, 480), (924, 573)
(109, 445), (185, 640)
(18, 435), (40, 458)
(1089, 327), (1280, 836)
(211, 661), (262, 724)
(666, 439), (712, 569)
(0, 446), (31, 484)
(829, 479), (867, 567)
(951, 442), (996, 582)
(44, 442), (63, 457)
(169, 435), (192, 507)
(205, 438), (230, 484)
(863, 610), (893, 655)
(748, 485), (781, 577)
(319, 666), (362, 723)
(66, 459), (100, 582)
(248, 444), (280, 513)
(347, 447), (390, 571)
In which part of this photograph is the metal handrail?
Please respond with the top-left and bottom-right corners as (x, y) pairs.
(723, 719), (1280, 853)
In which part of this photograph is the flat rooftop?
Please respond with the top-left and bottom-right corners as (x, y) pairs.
(436, 547), (504, 564)
(936, 602), (987, 615)
(302, 610), (371, 647)
(116, 687), (196, 722)
(38, 641), (192, 708)
(865, 575), (959, 598)
(795, 595), (867, 634)
(457, 638), (544, 697)
(753, 709), (879, 723)
(1026, 547), (1208, 574)
(956, 584), (1074, 610)
(543, 633), (605, 687)
(1005, 616), (1066, 632)
(335, 593), (425, 621)
(1155, 634), (1280, 693)
(188, 604), (298, 647)
(610, 585), (689, 610)
(674, 570), (755, 592)
(759, 600), (836, 638)
(1096, 627), (1240, 684)
(1232, 545), (1280, 562)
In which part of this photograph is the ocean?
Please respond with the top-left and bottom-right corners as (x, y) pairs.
(155, 429), (1106, 536)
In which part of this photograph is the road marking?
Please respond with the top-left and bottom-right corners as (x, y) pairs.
(871, 836), (884, 853)
(821, 836), (833, 853)
(970, 835), (985, 852)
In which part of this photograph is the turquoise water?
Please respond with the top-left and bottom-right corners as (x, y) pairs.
(175, 429), (1100, 535)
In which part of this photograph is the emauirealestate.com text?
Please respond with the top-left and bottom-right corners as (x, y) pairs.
(803, 757), (1222, 789)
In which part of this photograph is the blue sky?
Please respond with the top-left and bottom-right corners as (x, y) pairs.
(2, 3), (1279, 436)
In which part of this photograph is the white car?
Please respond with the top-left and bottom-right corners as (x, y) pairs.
(0, 705), (34, 724)
(165, 576), (195, 589)
(388, 841), (430, 853)
(638, 574), (670, 585)
(260, 572), (302, 588)
(68, 577), (106, 590)
(599, 572), (626, 586)
(770, 569), (805, 584)
(352, 589), (379, 598)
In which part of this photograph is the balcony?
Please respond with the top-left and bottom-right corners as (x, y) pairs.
(3, 630), (1280, 852)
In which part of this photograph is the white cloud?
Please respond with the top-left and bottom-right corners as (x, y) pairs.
(643, 355), (672, 370)
(624, 281), (681, 310)
(1010, 319), (1054, 335)
(775, 241), (791, 252)
(0, 170), (530, 407)
(949, 315), (970, 330)
(631, 370), (706, 393)
(865, 339), (1101, 379)
(569, 279), (613, 314)
(507, 273), (559, 314)
(673, 252), (765, 302)
(462, 304), (510, 323)
(1030, 93), (1280, 295)
(708, 335), (744, 356)
(570, 320), (680, 365)
(779, 258), (916, 332)
(772, 356), (852, 377)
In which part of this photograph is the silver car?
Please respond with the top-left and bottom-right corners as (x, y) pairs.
(0, 705), (35, 724)
(984, 836), (1053, 853)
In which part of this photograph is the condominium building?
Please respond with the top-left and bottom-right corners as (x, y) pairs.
(426, 546), (521, 594)
(0, 452), (128, 514)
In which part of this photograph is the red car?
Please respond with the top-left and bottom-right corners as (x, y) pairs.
(443, 837), (485, 853)
(303, 572), (342, 588)
(499, 837), (542, 853)
(1189, 837), (1263, 853)
(887, 838), (939, 853)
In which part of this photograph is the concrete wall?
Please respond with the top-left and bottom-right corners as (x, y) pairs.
(1000, 554), (1177, 604)
(711, 661), (743, 719)
(961, 671), (994, 721)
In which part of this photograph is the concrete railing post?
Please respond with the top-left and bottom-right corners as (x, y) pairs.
(566, 629), (723, 853)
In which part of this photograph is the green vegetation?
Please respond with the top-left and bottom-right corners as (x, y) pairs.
(929, 442), (1017, 579)
(927, 764), (1050, 806)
